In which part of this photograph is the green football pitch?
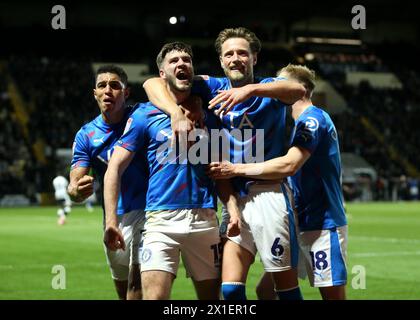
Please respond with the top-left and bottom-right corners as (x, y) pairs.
(0, 202), (419, 300)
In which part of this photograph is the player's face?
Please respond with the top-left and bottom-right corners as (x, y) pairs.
(219, 37), (257, 85)
(160, 50), (194, 92)
(93, 73), (127, 114)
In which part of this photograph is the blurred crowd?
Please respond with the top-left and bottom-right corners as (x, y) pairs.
(1, 44), (419, 203)
(310, 51), (420, 201)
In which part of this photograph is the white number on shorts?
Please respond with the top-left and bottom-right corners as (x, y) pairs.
(210, 243), (223, 267)
(310, 250), (328, 270)
(271, 237), (284, 258)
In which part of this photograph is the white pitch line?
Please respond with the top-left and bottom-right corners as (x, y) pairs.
(353, 251), (420, 258)
(0, 261), (108, 270)
(351, 236), (420, 244)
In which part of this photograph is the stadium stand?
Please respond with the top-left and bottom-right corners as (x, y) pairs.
(0, 3), (419, 205)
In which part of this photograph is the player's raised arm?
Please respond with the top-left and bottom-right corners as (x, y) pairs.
(68, 167), (94, 202)
(143, 77), (194, 138)
(103, 146), (134, 251)
(215, 180), (241, 237)
(208, 80), (306, 115)
(208, 146), (311, 180)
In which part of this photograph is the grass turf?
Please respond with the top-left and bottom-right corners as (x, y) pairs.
(0, 202), (419, 299)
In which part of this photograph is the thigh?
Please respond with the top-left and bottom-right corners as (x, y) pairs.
(140, 231), (181, 277)
(221, 239), (254, 283)
(104, 243), (129, 281)
(246, 185), (299, 272)
(227, 199), (257, 257)
(141, 270), (175, 300)
(127, 263), (141, 300)
(126, 211), (146, 266)
(298, 226), (348, 287)
(181, 209), (221, 282)
(104, 215), (131, 280)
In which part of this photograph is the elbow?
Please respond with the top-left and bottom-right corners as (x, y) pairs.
(285, 84), (306, 105)
(284, 162), (299, 177)
(296, 84), (306, 100)
(290, 84), (306, 103)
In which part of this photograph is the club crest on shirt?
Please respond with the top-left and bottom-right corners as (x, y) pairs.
(305, 117), (319, 132)
(123, 117), (133, 135)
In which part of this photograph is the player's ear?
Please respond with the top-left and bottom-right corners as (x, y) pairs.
(219, 56), (224, 68)
(159, 69), (166, 79)
(93, 89), (98, 100)
(124, 87), (130, 99)
(253, 53), (258, 66)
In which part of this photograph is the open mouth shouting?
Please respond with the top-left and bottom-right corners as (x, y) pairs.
(176, 70), (191, 83)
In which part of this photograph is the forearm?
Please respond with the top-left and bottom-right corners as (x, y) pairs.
(247, 81), (305, 105)
(234, 146), (310, 179)
(216, 181), (240, 220)
(143, 77), (182, 117)
(233, 160), (295, 180)
(68, 167), (90, 202)
(103, 167), (121, 228)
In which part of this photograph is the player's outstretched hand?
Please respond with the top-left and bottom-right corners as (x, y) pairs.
(207, 161), (237, 179)
(103, 226), (126, 251)
(208, 87), (252, 115)
(227, 216), (241, 237)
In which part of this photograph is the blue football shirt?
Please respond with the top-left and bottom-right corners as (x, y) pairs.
(71, 105), (148, 215)
(117, 102), (218, 211)
(289, 105), (347, 231)
(192, 76), (289, 195)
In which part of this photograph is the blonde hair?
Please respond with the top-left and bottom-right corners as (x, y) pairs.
(278, 64), (316, 96)
(215, 27), (261, 56)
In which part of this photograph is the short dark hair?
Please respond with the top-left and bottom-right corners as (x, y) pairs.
(215, 27), (261, 56)
(156, 42), (193, 69)
(95, 65), (128, 86)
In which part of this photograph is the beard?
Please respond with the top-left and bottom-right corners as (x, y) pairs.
(166, 73), (192, 92)
(223, 65), (252, 84)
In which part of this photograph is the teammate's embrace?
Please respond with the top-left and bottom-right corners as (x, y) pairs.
(144, 27), (306, 300)
(104, 42), (240, 300)
(208, 64), (348, 300)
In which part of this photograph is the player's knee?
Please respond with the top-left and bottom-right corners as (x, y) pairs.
(142, 288), (169, 300)
(221, 282), (246, 300)
(127, 287), (142, 300)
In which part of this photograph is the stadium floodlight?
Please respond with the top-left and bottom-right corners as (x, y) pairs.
(169, 16), (177, 25)
(305, 53), (315, 61)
